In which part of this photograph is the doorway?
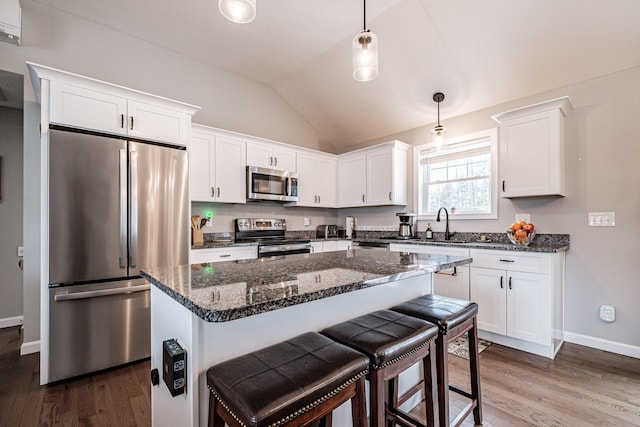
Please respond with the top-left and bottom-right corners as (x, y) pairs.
(0, 69), (24, 328)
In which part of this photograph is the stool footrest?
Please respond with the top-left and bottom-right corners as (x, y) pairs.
(388, 409), (427, 427)
(450, 401), (478, 427)
(449, 385), (473, 400)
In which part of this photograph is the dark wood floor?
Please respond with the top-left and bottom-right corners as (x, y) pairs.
(1, 325), (639, 426)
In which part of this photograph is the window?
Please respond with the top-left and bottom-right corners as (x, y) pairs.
(415, 129), (498, 220)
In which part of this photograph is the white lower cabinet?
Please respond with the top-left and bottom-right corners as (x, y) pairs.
(190, 246), (257, 264)
(312, 240), (352, 253)
(389, 244), (470, 300)
(470, 249), (564, 358)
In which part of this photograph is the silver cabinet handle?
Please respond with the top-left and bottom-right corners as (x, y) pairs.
(314, 195), (318, 203)
(211, 187), (215, 198)
(219, 254), (231, 258)
(119, 148), (127, 268)
(269, 156), (273, 166)
(362, 194), (366, 203)
(389, 191), (392, 201)
(130, 150), (139, 268)
(54, 284), (150, 301)
(509, 276), (513, 290)
(500, 276), (504, 289)
(317, 195), (320, 203)
(217, 187), (221, 197)
(274, 157), (278, 166)
(130, 116), (134, 130)
(120, 114), (125, 128)
(435, 267), (457, 276)
(499, 259), (515, 263)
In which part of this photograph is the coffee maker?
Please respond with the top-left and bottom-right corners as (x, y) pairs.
(396, 212), (417, 239)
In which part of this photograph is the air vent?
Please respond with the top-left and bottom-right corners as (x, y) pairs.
(0, 0), (21, 46)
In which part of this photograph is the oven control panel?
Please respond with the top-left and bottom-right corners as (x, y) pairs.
(236, 218), (286, 231)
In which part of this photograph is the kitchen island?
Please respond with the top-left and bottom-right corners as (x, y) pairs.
(142, 249), (472, 427)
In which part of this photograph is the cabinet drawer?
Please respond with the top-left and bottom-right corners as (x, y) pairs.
(470, 249), (549, 274)
(191, 246), (257, 263)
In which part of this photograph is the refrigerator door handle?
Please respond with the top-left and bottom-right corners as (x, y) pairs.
(119, 148), (127, 268)
(130, 149), (139, 268)
(53, 284), (151, 301)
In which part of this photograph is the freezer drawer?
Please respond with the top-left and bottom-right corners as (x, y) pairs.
(48, 279), (151, 382)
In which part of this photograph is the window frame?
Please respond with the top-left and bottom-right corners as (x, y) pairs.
(413, 128), (499, 221)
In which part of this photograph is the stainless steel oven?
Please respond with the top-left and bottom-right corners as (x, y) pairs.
(235, 218), (311, 257)
(246, 166), (299, 202)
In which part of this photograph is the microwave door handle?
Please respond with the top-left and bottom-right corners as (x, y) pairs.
(286, 177), (291, 196)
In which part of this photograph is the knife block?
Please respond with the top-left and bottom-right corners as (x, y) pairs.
(192, 228), (204, 247)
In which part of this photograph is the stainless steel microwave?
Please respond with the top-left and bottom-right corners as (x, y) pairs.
(246, 166), (299, 202)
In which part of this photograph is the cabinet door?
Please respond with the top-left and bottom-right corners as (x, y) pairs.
(338, 154), (367, 207)
(310, 242), (324, 253)
(506, 271), (551, 345)
(190, 246), (257, 263)
(366, 147), (394, 206)
(214, 136), (246, 203)
(49, 81), (128, 136)
(272, 147), (297, 171)
(296, 153), (319, 206)
(127, 100), (189, 146)
(246, 141), (274, 169)
(434, 266), (470, 300)
(189, 131), (215, 202)
(470, 267), (506, 335)
(499, 110), (563, 197)
(316, 156), (337, 207)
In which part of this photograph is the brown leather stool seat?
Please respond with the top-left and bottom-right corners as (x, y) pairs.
(321, 310), (439, 427)
(206, 332), (369, 427)
(391, 294), (482, 427)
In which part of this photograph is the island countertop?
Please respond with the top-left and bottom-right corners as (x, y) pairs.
(142, 249), (472, 323)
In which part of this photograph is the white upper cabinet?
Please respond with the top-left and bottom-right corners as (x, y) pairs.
(246, 140), (297, 171)
(338, 141), (409, 207)
(190, 125), (246, 204)
(48, 80), (194, 146)
(492, 97), (573, 198)
(296, 151), (337, 207)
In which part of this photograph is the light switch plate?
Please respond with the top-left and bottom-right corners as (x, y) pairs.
(588, 212), (615, 227)
(515, 213), (531, 223)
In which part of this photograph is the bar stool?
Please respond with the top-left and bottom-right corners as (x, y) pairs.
(391, 294), (482, 427)
(206, 332), (369, 427)
(321, 310), (439, 427)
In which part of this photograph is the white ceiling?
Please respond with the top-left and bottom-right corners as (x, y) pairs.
(32, 0), (640, 149)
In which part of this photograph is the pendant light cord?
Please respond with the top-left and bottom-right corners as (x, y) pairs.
(363, 0), (367, 31)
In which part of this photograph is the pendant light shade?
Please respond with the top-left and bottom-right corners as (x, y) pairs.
(353, 0), (378, 82)
(353, 30), (379, 82)
(218, 0), (256, 24)
(432, 92), (447, 149)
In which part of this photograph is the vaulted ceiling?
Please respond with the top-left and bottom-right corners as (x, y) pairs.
(31, 0), (640, 150)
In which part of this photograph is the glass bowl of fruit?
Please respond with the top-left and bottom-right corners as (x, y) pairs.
(507, 221), (536, 246)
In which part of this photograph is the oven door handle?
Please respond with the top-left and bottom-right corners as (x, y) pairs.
(259, 243), (311, 254)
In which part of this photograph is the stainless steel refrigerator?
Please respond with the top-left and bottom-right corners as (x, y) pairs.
(47, 127), (189, 382)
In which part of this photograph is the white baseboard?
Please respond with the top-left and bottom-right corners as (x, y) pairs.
(564, 332), (640, 359)
(0, 315), (24, 329)
(20, 340), (40, 355)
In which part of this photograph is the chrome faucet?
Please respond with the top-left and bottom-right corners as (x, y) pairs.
(436, 207), (455, 240)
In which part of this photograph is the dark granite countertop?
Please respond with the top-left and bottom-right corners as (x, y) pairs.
(142, 250), (471, 323)
(354, 237), (569, 253)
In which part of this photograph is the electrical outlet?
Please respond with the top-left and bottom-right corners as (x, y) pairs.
(17, 246), (24, 257)
(599, 305), (615, 322)
(588, 212), (615, 227)
(303, 217), (310, 227)
(515, 213), (531, 223)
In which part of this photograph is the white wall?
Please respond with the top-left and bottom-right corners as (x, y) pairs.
(339, 66), (640, 350)
(0, 105), (24, 324)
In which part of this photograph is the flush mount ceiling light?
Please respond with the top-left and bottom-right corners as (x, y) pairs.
(432, 92), (447, 149)
(218, 0), (256, 24)
(353, 0), (378, 82)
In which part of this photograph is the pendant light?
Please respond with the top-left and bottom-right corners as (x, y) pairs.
(353, 0), (378, 82)
(432, 92), (446, 149)
(219, 0), (256, 24)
